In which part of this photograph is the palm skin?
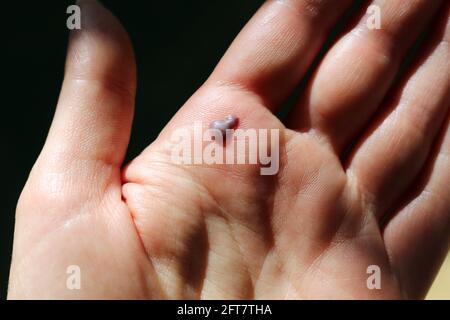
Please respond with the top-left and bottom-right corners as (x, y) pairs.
(123, 121), (399, 299)
(8, 0), (450, 299)
(9, 108), (397, 299)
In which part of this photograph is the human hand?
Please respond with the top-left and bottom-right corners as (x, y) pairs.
(8, 0), (450, 299)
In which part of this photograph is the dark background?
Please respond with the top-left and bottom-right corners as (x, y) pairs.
(1, 0), (266, 299)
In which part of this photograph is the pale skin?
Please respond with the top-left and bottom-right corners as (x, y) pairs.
(7, 0), (450, 299)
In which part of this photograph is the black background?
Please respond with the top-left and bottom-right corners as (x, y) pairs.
(1, 0), (265, 299)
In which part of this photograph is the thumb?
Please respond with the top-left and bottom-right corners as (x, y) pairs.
(32, 0), (136, 194)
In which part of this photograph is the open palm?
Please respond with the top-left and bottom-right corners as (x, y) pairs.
(8, 0), (450, 299)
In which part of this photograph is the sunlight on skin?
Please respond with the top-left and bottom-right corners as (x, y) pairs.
(427, 254), (450, 299)
(7, 0), (450, 299)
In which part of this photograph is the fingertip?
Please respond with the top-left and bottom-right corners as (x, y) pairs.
(66, 0), (136, 91)
(41, 1), (137, 171)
